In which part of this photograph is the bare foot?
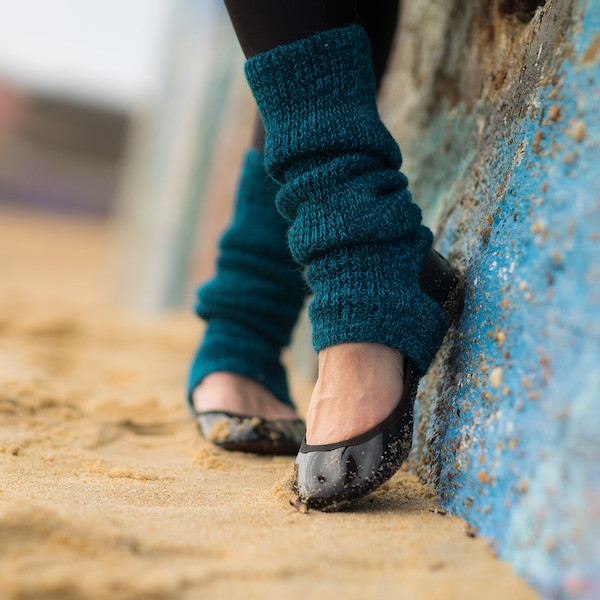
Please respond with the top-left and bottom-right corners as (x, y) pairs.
(305, 343), (405, 445)
(192, 372), (299, 421)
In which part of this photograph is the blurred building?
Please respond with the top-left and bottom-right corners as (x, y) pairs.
(0, 80), (129, 216)
(0, 0), (239, 310)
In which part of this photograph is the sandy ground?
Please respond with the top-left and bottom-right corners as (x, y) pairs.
(0, 208), (539, 599)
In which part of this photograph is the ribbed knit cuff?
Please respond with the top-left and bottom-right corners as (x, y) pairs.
(245, 26), (449, 374)
(245, 24), (402, 189)
(188, 149), (307, 409)
(188, 319), (293, 408)
(306, 234), (449, 374)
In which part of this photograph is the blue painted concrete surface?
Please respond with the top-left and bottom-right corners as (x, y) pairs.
(411, 2), (600, 598)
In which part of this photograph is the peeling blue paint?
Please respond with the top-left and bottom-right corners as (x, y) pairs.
(413, 2), (600, 598)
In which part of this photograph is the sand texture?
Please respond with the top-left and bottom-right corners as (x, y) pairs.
(0, 209), (539, 599)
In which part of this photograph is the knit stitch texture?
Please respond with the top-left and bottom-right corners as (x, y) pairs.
(188, 149), (307, 408)
(245, 25), (448, 374)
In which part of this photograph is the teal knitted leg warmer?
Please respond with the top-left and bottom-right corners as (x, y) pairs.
(245, 25), (448, 375)
(188, 148), (307, 408)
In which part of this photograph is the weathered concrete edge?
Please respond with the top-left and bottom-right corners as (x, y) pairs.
(399, 2), (600, 598)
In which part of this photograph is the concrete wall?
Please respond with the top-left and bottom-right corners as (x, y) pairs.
(380, 1), (600, 597)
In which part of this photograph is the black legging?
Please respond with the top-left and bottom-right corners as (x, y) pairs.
(223, 0), (401, 148)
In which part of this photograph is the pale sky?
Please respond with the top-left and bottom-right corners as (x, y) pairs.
(0, 0), (174, 108)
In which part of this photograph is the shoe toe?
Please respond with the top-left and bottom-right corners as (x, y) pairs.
(196, 412), (305, 455)
(294, 415), (414, 510)
(294, 440), (380, 509)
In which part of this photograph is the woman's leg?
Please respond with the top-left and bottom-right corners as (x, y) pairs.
(233, 2), (462, 505)
(192, 1), (400, 427)
(189, 117), (308, 437)
(226, 0), (430, 442)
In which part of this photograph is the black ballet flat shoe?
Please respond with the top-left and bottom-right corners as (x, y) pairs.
(294, 358), (419, 510)
(196, 411), (306, 455)
(418, 250), (464, 325)
(294, 250), (464, 510)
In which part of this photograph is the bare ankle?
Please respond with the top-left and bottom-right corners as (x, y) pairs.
(306, 343), (405, 445)
(193, 372), (299, 421)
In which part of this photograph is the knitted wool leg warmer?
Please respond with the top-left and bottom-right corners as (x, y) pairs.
(245, 25), (448, 375)
(188, 148), (307, 408)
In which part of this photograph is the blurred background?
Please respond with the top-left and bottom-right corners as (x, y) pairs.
(0, 0), (261, 313)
